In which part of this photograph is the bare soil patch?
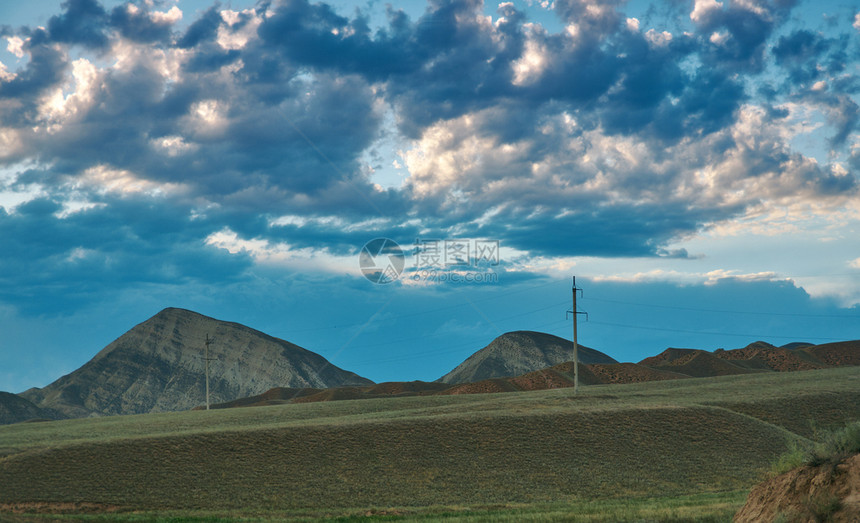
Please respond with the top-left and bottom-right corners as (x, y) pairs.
(735, 454), (860, 522)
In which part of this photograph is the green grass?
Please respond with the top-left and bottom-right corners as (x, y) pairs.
(1, 366), (858, 519)
(0, 491), (748, 522)
(771, 420), (860, 475)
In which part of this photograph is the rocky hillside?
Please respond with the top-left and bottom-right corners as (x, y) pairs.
(438, 330), (617, 384)
(19, 308), (372, 418)
(735, 453), (860, 522)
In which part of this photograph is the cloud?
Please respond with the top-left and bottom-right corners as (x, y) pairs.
(0, 194), (253, 314)
(0, 0), (858, 317)
(109, 3), (181, 44)
(690, 0), (795, 72)
(47, 0), (110, 48)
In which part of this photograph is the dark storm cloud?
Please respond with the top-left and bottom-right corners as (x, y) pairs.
(769, 29), (860, 148)
(0, 30), (67, 103)
(773, 30), (851, 87)
(0, 195), (253, 313)
(47, 0), (110, 48)
(691, 0), (796, 73)
(255, 0), (528, 135)
(177, 4), (223, 48)
(816, 93), (860, 149)
(109, 3), (176, 44)
(474, 202), (723, 258)
(554, 0), (624, 37)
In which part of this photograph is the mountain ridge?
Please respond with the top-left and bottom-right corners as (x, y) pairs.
(4, 307), (859, 424)
(438, 330), (618, 384)
(17, 307), (372, 419)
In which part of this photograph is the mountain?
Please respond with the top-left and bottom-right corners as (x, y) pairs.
(438, 330), (617, 384)
(0, 392), (63, 425)
(19, 308), (372, 418)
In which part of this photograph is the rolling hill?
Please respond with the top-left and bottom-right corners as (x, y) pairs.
(199, 337), (859, 408)
(1, 367), (859, 520)
(438, 330), (617, 384)
(17, 308), (372, 419)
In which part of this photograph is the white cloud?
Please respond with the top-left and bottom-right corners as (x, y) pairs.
(854, 12), (860, 31)
(37, 59), (100, 132)
(691, 0), (722, 24)
(511, 34), (548, 86)
(205, 227), (351, 273)
(626, 18), (640, 32)
(77, 165), (189, 197)
(150, 136), (197, 157)
(709, 31), (730, 46)
(0, 62), (15, 82)
(152, 6), (183, 25)
(218, 9), (263, 50)
(589, 268), (782, 286)
(6, 36), (24, 58)
(0, 129), (23, 161)
(645, 29), (672, 46)
(185, 100), (230, 138)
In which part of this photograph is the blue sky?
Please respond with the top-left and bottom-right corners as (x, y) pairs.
(1, 0), (859, 393)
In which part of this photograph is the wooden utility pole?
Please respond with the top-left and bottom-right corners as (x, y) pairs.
(567, 277), (586, 394)
(573, 277), (579, 394)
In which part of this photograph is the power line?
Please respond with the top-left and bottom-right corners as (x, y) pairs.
(582, 296), (860, 319)
(337, 300), (569, 352)
(586, 319), (848, 341)
(345, 317), (571, 366)
(278, 278), (561, 335)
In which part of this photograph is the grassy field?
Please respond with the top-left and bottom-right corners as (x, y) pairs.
(1, 367), (858, 521)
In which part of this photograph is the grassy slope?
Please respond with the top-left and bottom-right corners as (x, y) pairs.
(0, 367), (858, 518)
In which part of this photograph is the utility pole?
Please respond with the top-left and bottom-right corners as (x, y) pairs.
(567, 277), (587, 394)
(204, 334), (215, 410)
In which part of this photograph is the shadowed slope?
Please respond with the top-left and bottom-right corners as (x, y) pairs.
(0, 393), (62, 425)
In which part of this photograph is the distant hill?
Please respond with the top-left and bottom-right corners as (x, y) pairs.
(0, 392), (62, 425)
(18, 308), (372, 419)
(798, 340), (860, 367)
(638, 340), (850, 376)
(640, 349), (766, 378)
(202, 337), (859, 409)
(438, 331), (617, 384)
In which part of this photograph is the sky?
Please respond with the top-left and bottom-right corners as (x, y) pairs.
(1, 0), (859, 394)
